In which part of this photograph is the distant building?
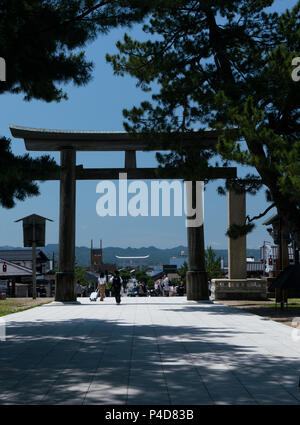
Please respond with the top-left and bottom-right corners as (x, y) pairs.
(262, 213), (296, 275)
(90, 240), (116, 273)
(153, 265), (163, 274)
(0, 258), (36, 280)
(115, 255), (150, 269)
(169, 250), (188, 269)
(167, 273), (181, 281)
(260, 242), (294, 275)
(0, 249), (50, 274)
(0, 256), (45, 298)
(147, 265), (163, 278)
(260, 244), (294, 263)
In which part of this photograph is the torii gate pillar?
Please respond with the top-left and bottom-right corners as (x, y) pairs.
(186, 181), (209, 300)
(228, 189), (247, 279)
(55, 149), (77, 301)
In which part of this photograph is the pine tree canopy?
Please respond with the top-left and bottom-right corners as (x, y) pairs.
(0, 0), (154, 208)
(0, 0), (155, 101)
(107, 0), (300, 245)
(0, 137), (58, 208)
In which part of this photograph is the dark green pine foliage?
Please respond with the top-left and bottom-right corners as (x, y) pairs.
(178, 248), (222, 281)
(0, 0), (155, 208)
(177, 261), (188, 283)
(205, 246), (222, 280)
(107, 1), (300, 246)
(0, 137), (58, 208)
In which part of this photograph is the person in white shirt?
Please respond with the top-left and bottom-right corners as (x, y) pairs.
(97, 272), (106, 301)
(162, 274), (170, 296)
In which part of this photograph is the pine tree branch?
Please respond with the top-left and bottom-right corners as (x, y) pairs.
(25, 1), (114, 37)
(246, 203), (276, 223)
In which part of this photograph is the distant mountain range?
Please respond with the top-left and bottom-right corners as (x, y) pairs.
(0, 245), (261, 267)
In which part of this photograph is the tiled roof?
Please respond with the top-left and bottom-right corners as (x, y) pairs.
(0, 258), (34, 276)
(0, 249), (49, 261)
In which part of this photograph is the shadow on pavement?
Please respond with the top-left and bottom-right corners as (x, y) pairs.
(0, 309), (299, 405)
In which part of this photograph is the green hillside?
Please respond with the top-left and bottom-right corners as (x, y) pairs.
(0, 245), (261, 267)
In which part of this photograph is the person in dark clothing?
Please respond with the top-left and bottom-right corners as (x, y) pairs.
(111, 270), (122, 304)
(177, 281), (185, 296)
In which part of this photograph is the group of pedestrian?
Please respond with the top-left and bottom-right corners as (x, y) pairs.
(97, 270), (123, 304)
(154, 274), (169, 296)
(78, 270), (186, 303)
(154, 275), (185, 296)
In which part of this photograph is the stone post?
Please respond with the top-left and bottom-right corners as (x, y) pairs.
(228, 189), (247, 279)
(55, 148), (77, 302)
(186, 181), (209, 300)
(32, 241), (37, 299)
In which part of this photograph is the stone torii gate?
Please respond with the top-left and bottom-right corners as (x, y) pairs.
(10, 125), (242, 302)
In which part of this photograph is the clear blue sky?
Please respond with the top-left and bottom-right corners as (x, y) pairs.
(0, 0), (296, 249)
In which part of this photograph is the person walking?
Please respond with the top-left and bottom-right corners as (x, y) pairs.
(177, 280), (185, 296)
(154, 279), (161, 296)
(97, 272), (106, 301)
(111, 270), (123, 304)
(138, 282), (144, 296)
(162, 274), (170, 297)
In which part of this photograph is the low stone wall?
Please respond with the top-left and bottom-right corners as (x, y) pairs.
(211, 279), (268, 300)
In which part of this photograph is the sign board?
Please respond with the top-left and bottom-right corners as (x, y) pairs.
(23, 220), (46, 247)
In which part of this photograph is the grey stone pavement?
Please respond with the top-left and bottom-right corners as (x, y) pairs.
(0, 296), (300, 405)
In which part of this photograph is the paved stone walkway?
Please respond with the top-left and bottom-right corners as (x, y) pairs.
(0, 297), (300, 405)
